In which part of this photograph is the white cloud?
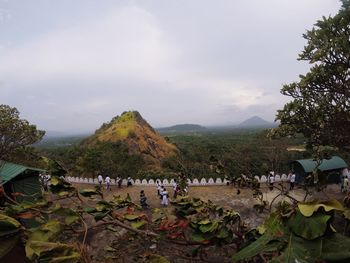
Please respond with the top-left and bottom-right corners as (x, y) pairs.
(0, 6), (176, 86)
(0, 1), (341, 131)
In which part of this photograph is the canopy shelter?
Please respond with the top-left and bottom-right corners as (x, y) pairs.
(0, 160), (45, 203)
(291, 156), (348, 184)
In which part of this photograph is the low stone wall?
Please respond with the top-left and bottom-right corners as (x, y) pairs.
(65, 174), (291, 186)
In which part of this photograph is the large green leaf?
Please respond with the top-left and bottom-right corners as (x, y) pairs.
(0, 214), (21, 237)
(233, 213), (287, 261)
(131, 220), (146, 229)
(271, 232), (350, 263)
(26, 241), (80, 262)
(269, 234), (318, 263)
(298, 199), (343, 217)
(0, 214), (21, 258)
(93, 211), (110, 221)
(0, 235), (19, 259)
(53, 207), (80, 226)
(232, 233), (285, 261)
(288, 211), (330, 240)
(124, 214), (140, 221)
(26, 220), (63, 259)
(216, 227), (230, 239)
(199, 221), (219, 233)
(95, 200), (113, 212)
(191, 232), (210, 243)
(321, 233), (350, 261)
(50, 176), (75, 196)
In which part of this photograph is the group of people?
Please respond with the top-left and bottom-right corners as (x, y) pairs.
(97, 175), (133, 191)
(156, 181), (170, 206)
(139, 179), (187, 209)
(267, 171), (296, 191)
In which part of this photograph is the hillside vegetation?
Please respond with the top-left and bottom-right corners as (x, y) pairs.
(83, 111), (177, 167)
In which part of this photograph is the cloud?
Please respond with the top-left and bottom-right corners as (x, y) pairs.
(0, 8), (11, 23)
(0, 6), (177, 86)
(0, 1), (341, 131)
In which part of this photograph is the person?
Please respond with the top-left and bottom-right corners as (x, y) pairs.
(127, 177), (132, 187)
(184, 186), (189, 195)
(173, 185), (178, 199)
(268, 172), (275, 191)
(105, 175), (111, 191)
(156, 180), (161, 196)
(290, 172), (296, 190)
(159, 185), (166, 204)
(140, 190), (149, 209)
(172, 179), (178, 198)
(344, 176), (349, 193)
(98, 174), (103, 186)
(40, 173), (49, 191)
(118, 177), (122, 188)
(161, 187), (169, 206)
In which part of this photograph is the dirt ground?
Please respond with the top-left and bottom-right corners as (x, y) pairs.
(69, 182), (347, 262)
(74, 182), (345, 228)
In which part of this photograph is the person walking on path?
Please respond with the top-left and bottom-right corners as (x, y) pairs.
(98, 174), (103, 187)
(127, 177), (132, 187)
(117, 177), (122, 188)
(268, 172), (275, 191)
(105, 176), (111, 191)
(156, 180), (161, 196)
(290, 172), (296, 190)
(172, 179), (178, 198)
(140, 190), (149, 209)
(161, 187), (169, 206)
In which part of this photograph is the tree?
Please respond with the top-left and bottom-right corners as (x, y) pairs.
(0, 104), (45, 160)
(275, 1), (350, 152)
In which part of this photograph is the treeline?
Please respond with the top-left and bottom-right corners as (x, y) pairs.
(37, 129), (313, 180)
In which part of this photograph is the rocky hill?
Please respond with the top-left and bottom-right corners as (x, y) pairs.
(83, 111), (177, 167)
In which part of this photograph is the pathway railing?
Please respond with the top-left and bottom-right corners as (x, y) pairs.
(65, 174), (291, 186)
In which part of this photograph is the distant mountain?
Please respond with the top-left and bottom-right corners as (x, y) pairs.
(157, 124), (207, 134)
(238, 116), (275, 127)
(83, 111), (177, 167)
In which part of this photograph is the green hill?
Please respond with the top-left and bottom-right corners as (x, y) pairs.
(83, 111), (177, 167)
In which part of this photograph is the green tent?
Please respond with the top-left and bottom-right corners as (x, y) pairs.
(291, 156), (348, 184)
(0, 160), (45, 203)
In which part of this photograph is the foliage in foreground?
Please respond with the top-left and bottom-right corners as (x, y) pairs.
(1, 177), (350, 262)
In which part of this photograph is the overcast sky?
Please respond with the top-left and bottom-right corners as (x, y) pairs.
(0, 0), (341, 132)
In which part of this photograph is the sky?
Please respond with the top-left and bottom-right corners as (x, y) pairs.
(0, 0), (341, 133)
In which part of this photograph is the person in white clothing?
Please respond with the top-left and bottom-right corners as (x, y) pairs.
(268, 172), (275, 191)
(156, 180), (161, 196)
(98, 174), (103, 186)
(161, 188), (169, 206)
(172, 179), (178, 198)
(290, 172), (296, 190)
(105, 176), (111, 191)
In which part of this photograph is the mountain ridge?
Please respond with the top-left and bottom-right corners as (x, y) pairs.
(156, 124), (207, 134)
(238, 116), (275, 127)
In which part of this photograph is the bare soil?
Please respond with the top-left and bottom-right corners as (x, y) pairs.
(67, 182), (347, 263)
